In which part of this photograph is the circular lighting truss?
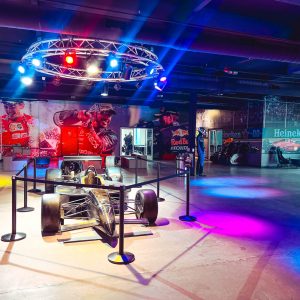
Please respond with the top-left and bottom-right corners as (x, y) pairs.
(21, 38), (164, 82)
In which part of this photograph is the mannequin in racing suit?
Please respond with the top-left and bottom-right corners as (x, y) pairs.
(196, 127), (206, 176)
(1, 101), (38, 156)
(53, 103), (117, 155)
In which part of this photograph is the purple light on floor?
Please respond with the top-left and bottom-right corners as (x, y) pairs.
(197, 211), (280, 240)
(191, 176), (269, 187)
(203, 187), (285, 198)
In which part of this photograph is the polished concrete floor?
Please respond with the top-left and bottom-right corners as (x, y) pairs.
(0, 161), (300, 300)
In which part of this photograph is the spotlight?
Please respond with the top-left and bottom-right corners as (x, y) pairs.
(113, 83), (121, 91)
(86, 64), (100, 76)
(32, 58), (41, 67)
(154, 78), (167, 91)
(160, 76), (167, 82)
(20, 76), (33, 86)
(101, 83), (109, 96)
(110, 58), (118, 68)
(18, 64), (26, 74)
(64, 50), (77, 66)
(146, 64), (156, 76)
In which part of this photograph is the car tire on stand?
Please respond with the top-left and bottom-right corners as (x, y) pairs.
(41, 193), (61, 235)
(135, 189), (158, 225)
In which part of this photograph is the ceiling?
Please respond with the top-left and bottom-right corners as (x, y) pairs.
(1, 0), (300, 109)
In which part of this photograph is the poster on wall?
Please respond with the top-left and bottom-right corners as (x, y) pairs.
(262, 127), (300, 154)
(0, 100), (189, 160)
(0, 100), (39, 157)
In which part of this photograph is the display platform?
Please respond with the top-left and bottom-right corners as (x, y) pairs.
(121, 155), (147, 169)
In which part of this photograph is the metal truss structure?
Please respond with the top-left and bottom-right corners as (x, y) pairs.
(21, 38), (164, 82)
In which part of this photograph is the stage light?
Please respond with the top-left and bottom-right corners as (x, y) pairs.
(160, 76), (167, 82)
(64, 50), (76, 66)
(101, 83), (109, 96)
(154, 78), (167, 91)
(86, 64), (100, 76)
(18, 65), (26, 74)
(146, 64), (156, 76)
(20, 76), (33, 86)
(110, 58), (118, 68)
(113, 83), (121, 91)
(32, 58), (41, 67)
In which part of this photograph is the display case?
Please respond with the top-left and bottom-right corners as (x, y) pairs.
(120, 127), (153, 160)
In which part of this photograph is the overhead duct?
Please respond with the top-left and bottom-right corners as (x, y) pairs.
(1, 2), (300, 63)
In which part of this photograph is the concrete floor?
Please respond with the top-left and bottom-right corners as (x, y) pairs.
(0, 161), (300, 300)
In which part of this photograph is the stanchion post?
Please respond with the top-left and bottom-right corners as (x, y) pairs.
(179, 166), (196, 222)
(28, 158), (41, 193)
(135, 156), (138, 185)
(1, 176), (26, 242)
(108, 186), (135, 264)
(156, 162), (165, 202)
(17, 164), (34, 212)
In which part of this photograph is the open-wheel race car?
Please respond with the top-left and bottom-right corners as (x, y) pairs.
(41, 157), (158, 238)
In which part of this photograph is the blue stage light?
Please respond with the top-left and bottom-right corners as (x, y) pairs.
(18, 65), (26, 74)
(32, 58), (41, 67)
(20, 76), (33, 86)
(110, 58), (118, 68)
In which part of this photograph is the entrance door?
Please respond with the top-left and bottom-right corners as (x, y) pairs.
(61, 126), (78, 155)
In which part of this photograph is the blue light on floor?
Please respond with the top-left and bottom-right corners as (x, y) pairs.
(191, 176), (269, 187)
(284, 250), (300, 273)
(203, 187), (285, 198)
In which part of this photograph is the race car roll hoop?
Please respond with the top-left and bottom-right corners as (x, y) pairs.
(1, 156), (195, 265)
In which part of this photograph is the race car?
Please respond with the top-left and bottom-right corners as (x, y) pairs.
(41, 159), (158, 237)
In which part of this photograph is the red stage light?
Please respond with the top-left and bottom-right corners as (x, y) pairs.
(64, 51), (76, 66)
(65, 55), (74, 64)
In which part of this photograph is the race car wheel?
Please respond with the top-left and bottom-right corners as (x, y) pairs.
(45, 168), (62, 193)
(41, 193), (61, 235)
(135, 189), (158, 225)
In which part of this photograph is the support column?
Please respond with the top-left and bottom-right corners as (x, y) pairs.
(188, 93), (197, 176)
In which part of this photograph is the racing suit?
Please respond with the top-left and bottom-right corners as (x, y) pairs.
(1, 114), (38, 156)
(53, 110), (118, 155)
(196, 133), (205, 175)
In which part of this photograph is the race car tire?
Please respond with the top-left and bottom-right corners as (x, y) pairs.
(41, 193), (61, 234)
(135, 189), (158, 225)
(45, 168), (62, 193)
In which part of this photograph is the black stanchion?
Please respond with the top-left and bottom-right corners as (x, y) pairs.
(156, 162), (165, 202)
(108, 186), (135, 264)
(179, 167), (196, 222)
(135, 156), (138, 184)
(1, 176), (26, 242)
(134, 156), (142, 188)
(17, 164), (34, 212)
(28, 158), (41, 193)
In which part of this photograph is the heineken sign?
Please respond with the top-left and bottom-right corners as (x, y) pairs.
(263, 128), (300, 138)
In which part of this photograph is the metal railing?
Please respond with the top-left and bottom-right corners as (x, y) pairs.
(1, 155), (196, 265)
